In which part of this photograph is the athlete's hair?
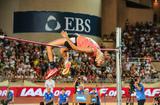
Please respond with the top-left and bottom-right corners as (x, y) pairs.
(96, 50), (104, 62)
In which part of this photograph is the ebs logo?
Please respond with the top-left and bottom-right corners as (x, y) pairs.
(45, 15), (91, 33)
(45, 15), (61, 31)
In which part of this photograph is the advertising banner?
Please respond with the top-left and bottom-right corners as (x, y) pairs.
(14, 11), (101, 36)
(0, 87), (159, 98)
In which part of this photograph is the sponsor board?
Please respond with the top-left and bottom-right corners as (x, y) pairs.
(14, 11), (101, 36)
(0, 87), (159, 97)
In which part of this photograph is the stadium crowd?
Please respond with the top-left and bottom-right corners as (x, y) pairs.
(121, 21), (160, 82)
(122, 21), (160, 61)
(0, 21), (160, 83)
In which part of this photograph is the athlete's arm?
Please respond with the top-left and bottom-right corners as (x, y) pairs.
(61, 31), (93, 53)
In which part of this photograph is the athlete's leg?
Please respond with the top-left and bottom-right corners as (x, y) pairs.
(45, 38), (67, 79)
(46, 38), (67, 62)
(60, 47), (69, 61)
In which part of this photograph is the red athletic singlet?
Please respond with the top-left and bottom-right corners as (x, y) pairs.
(77, 35), (100, 57)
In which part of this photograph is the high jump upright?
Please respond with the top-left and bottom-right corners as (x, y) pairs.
(116, 27), (122, 105)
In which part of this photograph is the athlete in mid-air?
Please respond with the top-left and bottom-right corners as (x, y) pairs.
(45, 31), (105, 79)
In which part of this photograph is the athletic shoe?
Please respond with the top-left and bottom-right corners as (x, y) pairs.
(62, 61), (71, 75)
(45, 68), (58, 80)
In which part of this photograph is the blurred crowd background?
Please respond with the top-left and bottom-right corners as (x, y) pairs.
(0, 21), (160, 83)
